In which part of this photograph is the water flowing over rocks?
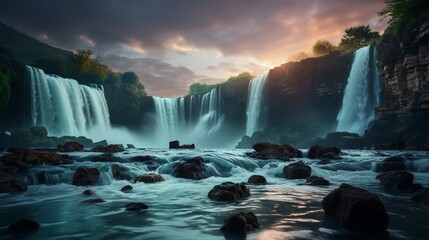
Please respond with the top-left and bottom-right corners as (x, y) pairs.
(72, 167), (100, 186)
(121, 185), (133, 192)
(306, 176), (330, 186)
(373, 155), (407, 172)
(283, 161), (311, 179)
(8, 219), (39, 234)
(376, 170), (416, 190)
(323, 183), (389, 233)
(220, 212), (260, 235)
(247, 175), (267, 185)
(172, 156), (211, 180)
(134, 173), (164, 183)
(0, 177), (27, 193)
(247, 142), (302, 160)
(208, 182), (250, 201)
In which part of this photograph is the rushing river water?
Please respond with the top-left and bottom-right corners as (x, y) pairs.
(1, 149), (429, 240)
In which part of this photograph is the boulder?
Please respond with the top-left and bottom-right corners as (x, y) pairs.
(121, 185), (133, 192)
(82, 198), (105, 204)
(208, 182), (250, 201)
(172, 156), (211, 180)
(322, 183), (389, 233)
(0, 177), (27, 193)
(132, 155), (154, 162)
(111, 164), (131, 180)
(247, 175), (267, 185)
(376, 171), (415, 190)
(29, 126), (48, 138)
(72, 167), (100, 186)
(283, 161), (311, 179)
(411, 189), (429, 205)
(220, 212), (260, 235)
(134, 173), (164, 183)
(92, 144), (124, 153)
(169, 140), (195, 149)
(127, 144), (135, 149)
(420, 141), (429, 151)
(93, 140), (108, 147)
(306, 176), (330, 186)
(125, 202), (149, 211)
(0, 166), (17, 176)
(82, 189), (95, 196)
(0, 148), (62, 165)
(307, 145), (341, 159)
(247, 142), (302, 160)
(324, 132), (365, 149)
(373, 155), (406, 172)
(57, 141), (84, 152)
(8, 219), (39, 234)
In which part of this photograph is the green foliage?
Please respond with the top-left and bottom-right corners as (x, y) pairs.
(188, 83), (218, 95)
(339, 25), (380, 51)
(121, 72), (139, 85)
(226, 72), (253, 83)
(312, 40), (337, 56)
(379, 0), (429, 28)
(376, 32), (400, 66)
(0, 66), (11, 111)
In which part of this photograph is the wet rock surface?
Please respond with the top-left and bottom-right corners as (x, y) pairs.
(283, 161), (311, 179)
(376, 170), (415, 190)
(72, 167), (100, 186)
(247, 175), (267, 185)
(172, 156), (212, 180)
(307, 145), (341, 159)
(134, 173), (164, 183)
(220, 212), (260, 235)
(125, 202), (149, 211)
(8, 219), (40, 234)
(247, 142), (303, 160)
(208, 182), (250, 201)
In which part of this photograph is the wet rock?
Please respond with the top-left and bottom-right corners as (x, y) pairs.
(373, 155), (406, 172)
(0, 160), (30, 172)
(0, 177), (27, 193)
(0, 166), (17, 176)
(208, 182), (250, 201)
(324, 132), (365, 149)
(172, 156), (212, 180)
(92, 144), (125, 153)
(247, 175), (267, 185)
(247, 142), (302, 160)
(411, 189), (429, 205)
(111, 164), (131, 180)
(82, 198), (105, 204)
(376, 170), (414, 190)
(0, 148), (62, 165)
(8, 219), (39, 234)
(125, 202), (149, 211)
(169, 140), (195, 149)
(72, 167), (100, 186)
(127, 144), (135, 149)
(29, 126), (48, 138)
(283, 161), (311, 179)
(420, 141), (429, 151)
(306, 176), (330, 186)
(82, 189), (95, 196)
(317, 159), (331, 165)
(93, 140), (108, 147)
(57, 141), (84, 152)
(323, 183), (389, 233)
(60, 159), (74, 165)
(90, 154), (118, 162)
(307, 145), (341, 159)
(132, 155), (154, 162)
(134, 173), (164, 183)
(220, 212), (260, 235)
(121, 185), (133, 192)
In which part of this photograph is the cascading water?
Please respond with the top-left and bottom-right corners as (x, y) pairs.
(28, 65), (111, 137)
(152, 86), (225, 147)
(336, 46), (382, 135)
(246, 74), (268, 136)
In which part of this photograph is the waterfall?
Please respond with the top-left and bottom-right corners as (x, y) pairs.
(152, 86), (224, 147)
(336, 46), (383, 135)
(27, 65), (111, 137)
(245, 74), (268, 136)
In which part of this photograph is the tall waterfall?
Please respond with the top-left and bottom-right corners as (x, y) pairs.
(27, 66), (111, 137)
(336, 46), (382, 135)
(152, 86), (224, 147)
(245, 74), (268, 136)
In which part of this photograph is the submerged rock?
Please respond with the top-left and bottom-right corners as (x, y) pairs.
(82, 198), (105, 204)
(92, 144), (124, 153)
(208, 182), (250, 201)
(134, 173), (164, 183)
(376, 170), (414, 190)
(306, 176), (330, 186)
(0, 177), (27, 193)
(57, 141), (84, 152)
(283, 161), (311, 179)
(411, 189), (429, 205)
(247, 175), (267, 185)
(125, 202), (149, 211)
(247, 142), (302, 160)
(82, 189), (95, 196)
(121, 185), (133, 192)
(72, 167), (100, 186)
(8, 219), (39, 234)
(220, 212), (260, 235)
(307, 145), (341, 159)
(132, 155), (154, 162)
(112, 164), (131, 180)
(322, 183), (389, 233)
(169, 140), (195, 149)
(373, 155), (406, 172)
(172, 156), (211, 180)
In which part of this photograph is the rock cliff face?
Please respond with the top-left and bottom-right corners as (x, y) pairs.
(377, 20), (429, 118)
(264, 52), (353, 142)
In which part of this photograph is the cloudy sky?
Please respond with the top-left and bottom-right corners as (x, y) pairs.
(0, 0), (386, 97)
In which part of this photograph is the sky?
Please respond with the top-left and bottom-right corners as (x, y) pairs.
(0, 0), (386, 97)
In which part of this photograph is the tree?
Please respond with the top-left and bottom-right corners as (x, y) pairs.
(188, 83), (217, 95)
(121, 72), (139, 85)
(379, 0), (429, 27)
(312, 40), (337, 56)
(339, 25), (380, 51)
